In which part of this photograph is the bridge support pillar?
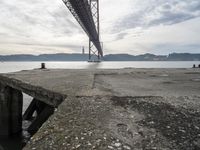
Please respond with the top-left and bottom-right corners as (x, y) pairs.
(0, 83), (23, 138)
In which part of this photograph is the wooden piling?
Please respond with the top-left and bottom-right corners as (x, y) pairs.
(10, 88), (23, 135)
(0, 83), (23, 138)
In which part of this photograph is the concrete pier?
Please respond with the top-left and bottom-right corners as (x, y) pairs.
(0, 68), (200, 149)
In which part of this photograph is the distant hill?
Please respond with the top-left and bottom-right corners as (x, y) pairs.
(167, 53), (200, 61)
(0, 53), (88, 61)
(0, 53), (200, 61)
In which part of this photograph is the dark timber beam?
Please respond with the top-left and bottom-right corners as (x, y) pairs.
(23, 98), (54, 135)
(0, 83), (23, 138)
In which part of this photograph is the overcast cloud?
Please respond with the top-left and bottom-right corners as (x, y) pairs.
(0, 0), (199, 55)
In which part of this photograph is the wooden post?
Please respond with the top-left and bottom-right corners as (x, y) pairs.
(11, 88), (23, 134)
(0, 84), (11, 137)
(0, 83), (23, 137)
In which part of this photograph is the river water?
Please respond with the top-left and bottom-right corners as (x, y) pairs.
(0, 61), (200, 73)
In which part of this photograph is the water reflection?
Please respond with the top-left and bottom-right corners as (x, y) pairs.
(86, 62), (102, 69)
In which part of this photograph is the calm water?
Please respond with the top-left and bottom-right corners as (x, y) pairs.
(0, 61), (200, 73)
(0, 61), (200, 150)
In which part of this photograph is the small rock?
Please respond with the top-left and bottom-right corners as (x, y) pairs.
(108, 146), (114, 149)
(96, 139), (101, 143)
(179, 129), (186, 133)
(75, 144), (81, 148)
(88, 131), (93, 136)
(149, 121), (155, 125)
(193, 139), (200, 148)
(123, 145), (131, 150)
(87, 142), (92, 146)
(114, 143), (121, 147)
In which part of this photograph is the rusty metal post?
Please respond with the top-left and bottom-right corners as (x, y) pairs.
(41, 63), (46, 69)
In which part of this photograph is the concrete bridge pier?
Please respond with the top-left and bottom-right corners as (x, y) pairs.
(0, 83), (23, 138)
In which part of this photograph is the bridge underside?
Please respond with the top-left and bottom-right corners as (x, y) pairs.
(62, 0), (103, 60)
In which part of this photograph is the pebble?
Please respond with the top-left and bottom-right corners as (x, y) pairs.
(123, 145), (131, 150)
(88, 131), (93, 136)
(87, 142), (92, 146)
(114, 143), (121, 147)
(179, 129), (186, 133)
(96, 139), (101, 143)
(108, 145), (114, 149)
(75, 144), (81, 148)
(149, 121), (155, 124)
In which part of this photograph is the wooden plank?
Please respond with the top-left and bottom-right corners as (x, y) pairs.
(23, 99), (37, 120)
(28, 104), (54, 134)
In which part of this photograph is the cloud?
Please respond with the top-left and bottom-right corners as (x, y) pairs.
(0, 0), (199, 55)
(0, 0), (86, 54)
(114, 0), (200, 32)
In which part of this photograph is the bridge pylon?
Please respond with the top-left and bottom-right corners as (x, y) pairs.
(88, 0), (102, 62)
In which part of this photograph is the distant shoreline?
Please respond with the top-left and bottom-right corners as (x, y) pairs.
(0, 53), (200, 61)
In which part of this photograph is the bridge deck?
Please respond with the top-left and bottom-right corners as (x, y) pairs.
(0, 68), (200, 149)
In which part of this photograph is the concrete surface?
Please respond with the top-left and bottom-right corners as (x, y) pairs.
(0, 68), (200, 150)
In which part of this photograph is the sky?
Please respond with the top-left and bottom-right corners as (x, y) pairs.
(0, 0), (200, 55)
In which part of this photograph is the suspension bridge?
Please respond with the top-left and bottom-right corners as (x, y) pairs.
(62, 0), (103, 61)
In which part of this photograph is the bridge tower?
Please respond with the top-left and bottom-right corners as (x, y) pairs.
(89, 0), (101, 61)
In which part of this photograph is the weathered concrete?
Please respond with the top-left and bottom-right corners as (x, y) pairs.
(0, 68), (200, 149)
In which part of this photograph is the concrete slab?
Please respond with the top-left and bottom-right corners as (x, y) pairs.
(0, 68), (200, 149)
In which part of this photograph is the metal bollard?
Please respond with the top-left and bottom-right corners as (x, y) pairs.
(193, 64), (196, 68)
(41, 63), (46, 69)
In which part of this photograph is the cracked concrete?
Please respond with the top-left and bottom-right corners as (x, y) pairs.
(0, 68), (200, 149)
